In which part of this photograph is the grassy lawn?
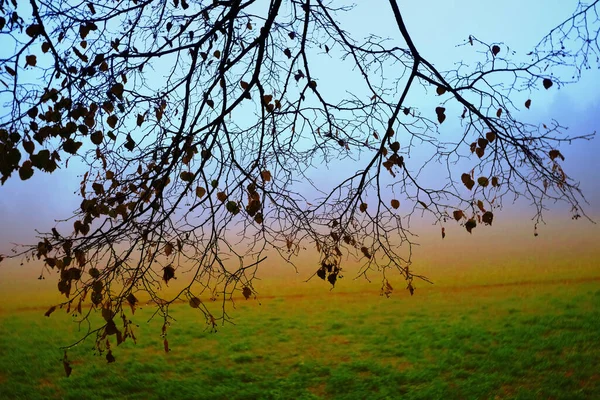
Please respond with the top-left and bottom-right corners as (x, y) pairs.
(0, 273), (599, 399)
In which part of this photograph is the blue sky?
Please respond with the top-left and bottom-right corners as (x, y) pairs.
(0, 0), (598, 251)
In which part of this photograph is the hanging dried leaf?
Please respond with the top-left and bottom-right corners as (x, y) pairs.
(477, 177), (489, 187)
(126, 293), (138, 314)
(195, 187), (206, 198)
(180, 171), (194, 182)
(543, 78), (553, 89)
(465, 218), (477, 233)
(189, 296), (201, 308)
(435, 107), (446, 124)
(525, 99), (531, 109)
(549, 149), (564, 161)
(359, 203), (368, 213)
(261, 170), (272, 182)
(485, 131), (496, 143)
(163, 265), (175, 284)
(242, 286), (252, 299)
(316, 268), (326, 280)
(216, 191), (227, 202)
(327, 273), (337, 286)
(107, 115), (117, 128)
(44, 305), (56, 317)
(164, 243), (173, 256)
(453, 210), (464, 221)
(461, 173), (474, 190)
(491, 177), (499, 187)
(390, 199), (400, 209)
(63, 354), (72, 377)
(110, 83), (124, 100)
(436, 86), (446, 95)
(441, 227), (446, 239)
(482, 211), (494, 225)
(491, 45), (500, 56)
(25, 55), (37, 67)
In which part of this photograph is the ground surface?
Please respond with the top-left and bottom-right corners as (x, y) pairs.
(0, 265), (599, 400)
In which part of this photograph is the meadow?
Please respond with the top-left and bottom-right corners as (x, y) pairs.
(0, 223), (599, 400)
(1, 274), (599, 399)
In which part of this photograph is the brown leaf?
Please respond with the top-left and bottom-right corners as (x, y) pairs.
(485, 131), (496, 143)
(435, 107), (446, 124)
(496, 108), (502, 118)
(465, 218), (477, 233)
(261, 170), (272, 182)
(441, 227), (446, 239)
(242, 286), (252, 300)
(461, 173), (474, 190)
(44, 305), (56, 317)
(436, 86), (446, 95)
(359, 203), (368, 213)
(189, 296), (201, 308)
(477, 177), (489, 187)
(390, 199), (400, 209)
(543, 78), (553, 89)
(63, 359), (72, 377)
(26, 24), (44, 38)
(163, 265), (175, 284)
(180, 171), (194, 182)
(491, 45), (500, 56)
(107, 115), (117, 128)
(525, 99), (531, 109)
(477, 200), (486, 212)
(164, 243), (173, 256)
(25, 55), (37, 67)
(164, 339), (170, 353)
(126, 293), (138, 314)
(106, 350), (116, 363)
(110, 83), (124, 100)
(316, 268), (326, 280)
(5, 66), (16, 76)
(549, 149), (564, 161)
(453, 210), (464, 221)
(195, 187), (206, 198)
(216, 191), (227, 202)
(491, 177), (499, 187)
(482, 211), (494, 226)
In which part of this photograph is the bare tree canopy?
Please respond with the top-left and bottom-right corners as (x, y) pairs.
(0, 0), (598, 370)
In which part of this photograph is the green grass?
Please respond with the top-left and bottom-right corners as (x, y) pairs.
(0, 279), (599, 399)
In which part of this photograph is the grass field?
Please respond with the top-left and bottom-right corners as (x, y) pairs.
(1, 270), (599, 399)
(1, 221), (599, 400)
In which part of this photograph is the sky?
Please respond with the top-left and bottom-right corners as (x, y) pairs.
(0, 0), (598, 293)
